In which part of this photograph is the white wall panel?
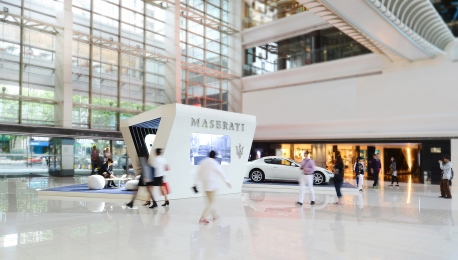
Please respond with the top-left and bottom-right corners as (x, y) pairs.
(242, 57), (458, 140)
(242, 54), (384, 92)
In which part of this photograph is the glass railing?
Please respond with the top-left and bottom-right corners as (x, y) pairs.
(243, 46), (370, 77)
(242, 1), (307, 30)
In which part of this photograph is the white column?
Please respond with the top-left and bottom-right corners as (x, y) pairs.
(163, 0), (181, 104)
(451, 139), (458, 168)
(54, 0), (73, 128)
(228, 0), (243, 112)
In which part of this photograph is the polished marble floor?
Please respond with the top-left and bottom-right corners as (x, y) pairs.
(0, 177), (457, 260)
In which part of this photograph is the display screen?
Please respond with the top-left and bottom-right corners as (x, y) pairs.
(190, 133), (231, 165)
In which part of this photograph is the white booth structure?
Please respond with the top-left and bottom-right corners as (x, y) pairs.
(120, 103), (256, 200)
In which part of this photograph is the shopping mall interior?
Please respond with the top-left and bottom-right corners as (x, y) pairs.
(1, 0), (458, 259)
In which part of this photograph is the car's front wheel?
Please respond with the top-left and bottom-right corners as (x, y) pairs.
(314, 172), (325, 185)
(249, 169), (265, 182)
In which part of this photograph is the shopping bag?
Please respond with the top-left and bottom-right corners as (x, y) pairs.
(163, 182), (170, 194)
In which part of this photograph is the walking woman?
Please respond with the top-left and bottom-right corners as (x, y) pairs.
(388, 157), (399, 186)
(126, 147), (154, 208)
(149, 148), (170, 208)
(333, 155), (344, 205)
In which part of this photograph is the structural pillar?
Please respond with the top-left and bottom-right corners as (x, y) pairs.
(228, 0), (243, 112)
(163, 0), (181, 104)
(54, 0), (74, 128)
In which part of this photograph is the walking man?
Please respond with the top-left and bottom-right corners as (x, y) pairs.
(194, 150), (231, 224)
(370, 153), (381, 189)
(439, 155), (453, 199)
(297, 150), (316, 205)
(90, 145), (99, 175)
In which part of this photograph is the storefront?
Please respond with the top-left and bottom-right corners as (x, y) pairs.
(250, 139), (450, 184)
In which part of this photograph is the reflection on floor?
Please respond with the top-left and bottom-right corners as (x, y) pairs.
(0, 177), (457, 259)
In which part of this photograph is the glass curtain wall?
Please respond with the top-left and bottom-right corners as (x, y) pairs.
(243, 27), (372, 76)
(72, 0), (166, 130)
(432, 0), (458, 36)
(0, 0), (57, 125)
(242, 0), (306, 29)
(180, 0), (230, 111)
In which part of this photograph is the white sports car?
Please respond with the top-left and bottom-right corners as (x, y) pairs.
(246, 156), (334, 185)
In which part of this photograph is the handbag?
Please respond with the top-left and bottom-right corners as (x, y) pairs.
(388, 169), (393, 175)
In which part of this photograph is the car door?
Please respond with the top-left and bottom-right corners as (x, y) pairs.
(272, 158), (301, 180)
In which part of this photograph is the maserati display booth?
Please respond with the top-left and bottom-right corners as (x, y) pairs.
(120, 103), (256, 200)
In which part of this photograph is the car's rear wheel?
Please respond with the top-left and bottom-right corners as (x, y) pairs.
(314, 172), (325, 185)
(250, 169), (265, 182)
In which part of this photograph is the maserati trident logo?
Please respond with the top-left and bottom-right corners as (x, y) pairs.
(235, 143), (244, 159)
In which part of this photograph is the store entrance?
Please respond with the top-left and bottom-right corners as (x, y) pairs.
(250, 142), (421, 184)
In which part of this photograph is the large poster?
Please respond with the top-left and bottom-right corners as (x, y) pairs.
(190, 133), (231, 165)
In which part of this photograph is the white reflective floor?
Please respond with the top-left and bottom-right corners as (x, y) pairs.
(0, 177), (457, 259)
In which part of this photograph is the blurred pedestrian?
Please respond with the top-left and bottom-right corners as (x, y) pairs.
(193, 150), (231, 224)
(149, 148), (170, 208)
(297, 150), (316, 206)
(126, 147), (154, 208)
(388, 157), (399, 186)
(370, 153), (381, 189)
(356, 157), (364, 192)
(333, 155), (344, 205)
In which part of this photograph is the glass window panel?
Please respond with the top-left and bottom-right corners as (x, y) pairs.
(207, 4), (221, 19)
(0, 42), (21, 63)
(206, 27), (220, 41)
(0, 2), (22, 15)
(122, 8), (144, 28)
(122, 0), (144, 12)
(92, 48), (118, 64)
(22, 10), (55, 25)
(93, 0), (119, 20)
(120, 83), (142, 102)
(206, 86), (220, 96)
(188, 20), (204, 34)
(146, 18), (164, 35)
(23, 30), (54, 50)
(73, 24), (90, 34)
(120, 98), (142, 110)
(0, 80), (20, 95)
(0, 24), (21, 44)
(146, 5), (165, 20)
(146, 32), (165, 48)
(188, 46), (204, 60)
(206, 40), (220, 53)
(93, 29), (119, 42)
(188, 0), (204, 12)
(188, 33), (204, 47)
(73, 0), (91, 10)
(93, 14), (119, 34)
(72, 42), (90, 58)
(22, 84), (54, 99)
(24, 0), (57, 16)
(72, 75), (90, 97)
(0, 99), (19, 123)
(0, 61), (20, 81)
(205, 98), (221, 110)
(121, 23), (144, 42)
(92, 110), (117, 130)
(21, 102), (54, 125)
(22, 66), (54, 89)
(208, 0), (221, 7)
(72, 107), (89, 128)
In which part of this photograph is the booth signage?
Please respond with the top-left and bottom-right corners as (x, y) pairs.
(191, 117), (245, 131)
